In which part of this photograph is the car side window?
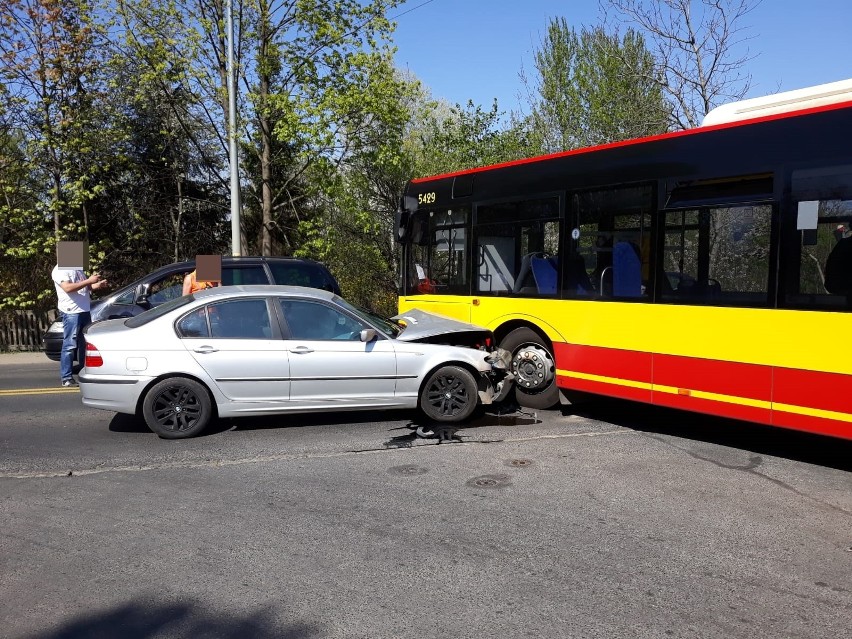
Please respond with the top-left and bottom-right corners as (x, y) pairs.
(222, 267), (268, 286)
(176, 307), (209, 338)
(280, 299), (365, 340)
(148, 272), (189, 305)
(208, 299), (271, 339)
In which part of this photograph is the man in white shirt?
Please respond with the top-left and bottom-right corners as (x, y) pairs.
(52, 265), (109, 386)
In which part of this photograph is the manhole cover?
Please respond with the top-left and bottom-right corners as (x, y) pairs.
(388, 465), (428, 477)
(466, 474), (511, 489)
(506, 459), (533, 468)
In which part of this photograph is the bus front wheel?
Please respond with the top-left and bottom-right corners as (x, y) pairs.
(500, 327), (558, 410)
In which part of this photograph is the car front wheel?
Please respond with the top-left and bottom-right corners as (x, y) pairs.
(420, 365), (478, 423)
(142, 377), (212, 438)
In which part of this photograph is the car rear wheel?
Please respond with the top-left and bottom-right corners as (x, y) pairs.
(420, 365), (478, 423)
(142, 377), (212, 439)
(500, 327), (558, 410)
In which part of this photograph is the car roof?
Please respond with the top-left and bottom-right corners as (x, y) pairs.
(149, 255), (330, 274)
(192, 284), (338, 301)
(96, 256), (339, 304)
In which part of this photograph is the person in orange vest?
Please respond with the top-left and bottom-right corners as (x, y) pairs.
(182, 269), (220, 296)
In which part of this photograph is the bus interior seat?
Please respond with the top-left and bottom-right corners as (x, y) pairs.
(612, 241), (643, 297)
(565, 254), (593, 295)
(694, 278), (722, 299)
(531, 256), (557, 294)
(512, 252), (539, 293)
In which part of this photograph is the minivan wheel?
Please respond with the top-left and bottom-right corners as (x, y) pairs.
(420, 365), (478, 423)
(142, 377), (212, 438)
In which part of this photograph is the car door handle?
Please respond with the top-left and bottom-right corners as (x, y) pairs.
(289, 346), (314, 354)
(193, 345), (219, 354)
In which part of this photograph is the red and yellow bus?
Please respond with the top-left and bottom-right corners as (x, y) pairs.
(395, 80), (852, 440)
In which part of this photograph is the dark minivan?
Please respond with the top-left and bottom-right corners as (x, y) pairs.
(43, 256), (341, 361)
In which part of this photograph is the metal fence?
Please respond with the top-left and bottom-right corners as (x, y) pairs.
(0, 310), (57, 352)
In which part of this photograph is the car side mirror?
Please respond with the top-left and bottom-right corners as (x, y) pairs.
(360, 328), (377, 342)
(136, 283), (151, 306)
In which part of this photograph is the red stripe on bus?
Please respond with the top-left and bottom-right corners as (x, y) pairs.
(557, 375), (652, 403)
(553, 342), (852, 435)
(553, 342), (651, 385)
(653, 392), (771, 426)
(773, 367), (852, 416)
(771, 410), (852, 441)
(653, 353), (771, 403)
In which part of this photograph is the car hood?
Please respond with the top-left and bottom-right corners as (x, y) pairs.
(390, 308), (491, 342)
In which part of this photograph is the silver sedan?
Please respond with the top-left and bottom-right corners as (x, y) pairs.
(79, 286), (512, 438)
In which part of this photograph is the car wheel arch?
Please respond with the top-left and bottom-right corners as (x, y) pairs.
(135, 372), (219, 420)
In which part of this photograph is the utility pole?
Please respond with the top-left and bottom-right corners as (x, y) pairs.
(227, 0), (242, 256)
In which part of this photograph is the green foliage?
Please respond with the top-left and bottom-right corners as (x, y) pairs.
(526, 18), (669, 153)
(412, 99), (534, 177)
(1, 1), (734, 318)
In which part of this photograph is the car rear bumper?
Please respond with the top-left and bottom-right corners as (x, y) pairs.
(79, 374), (150, 415)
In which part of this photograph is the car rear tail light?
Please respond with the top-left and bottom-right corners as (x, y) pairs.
(85, 342), (103, 368)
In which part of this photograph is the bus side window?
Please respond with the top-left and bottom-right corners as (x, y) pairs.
(474, 198), (560, 297)
(661, 204), (772, 306)
(571, 184), (653, 301)
(785, 200), (852, 310)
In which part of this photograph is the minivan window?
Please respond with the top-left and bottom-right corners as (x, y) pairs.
(268, 262), (338, 292)
(114, 288), (136, 305)
(222, 267), (268, 286)
(148, 272), (188, 305)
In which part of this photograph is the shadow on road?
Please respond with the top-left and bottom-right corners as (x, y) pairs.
(225, 408), (420, 433)
(567, 398), (852, 473)
(107, 413), (150, 435)
(20, 601), (321, 639)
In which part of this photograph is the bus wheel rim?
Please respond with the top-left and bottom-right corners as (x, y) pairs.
(513, 344), (554, 392)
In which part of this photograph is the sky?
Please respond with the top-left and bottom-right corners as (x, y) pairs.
(390, 0), (852, 115)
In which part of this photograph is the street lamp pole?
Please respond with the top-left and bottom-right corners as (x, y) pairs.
(226, 0), (242, 256)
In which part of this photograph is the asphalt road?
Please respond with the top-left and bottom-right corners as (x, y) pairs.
(1, 353), (851, 639)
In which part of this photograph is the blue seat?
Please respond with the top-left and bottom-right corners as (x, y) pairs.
(613, 242), (642, 298)
(531, 256), (557, 295)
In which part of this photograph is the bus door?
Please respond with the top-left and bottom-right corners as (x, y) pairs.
(559, 185), (655, 403)
(400, 206), (472, 322)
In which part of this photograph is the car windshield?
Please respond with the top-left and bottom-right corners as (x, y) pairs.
(124, 294), (194, 328)
(333, 297), (401, 338)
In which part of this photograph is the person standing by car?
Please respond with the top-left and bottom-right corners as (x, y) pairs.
(182, 269), (220, 295)
(52, 264), (109, 386)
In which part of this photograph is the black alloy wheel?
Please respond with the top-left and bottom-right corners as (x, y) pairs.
(420, 365), (478, 423)
(142, 377), (212, 438)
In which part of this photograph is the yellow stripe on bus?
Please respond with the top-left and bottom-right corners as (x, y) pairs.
(652, 383), (771, 410)
(772, 401), (852, 423)
(556, 369), (652, 391)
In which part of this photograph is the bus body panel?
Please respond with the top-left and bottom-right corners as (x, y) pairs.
(398, 92), (852, 441)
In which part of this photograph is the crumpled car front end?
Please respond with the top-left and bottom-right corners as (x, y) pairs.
(392, 308), (514, 404)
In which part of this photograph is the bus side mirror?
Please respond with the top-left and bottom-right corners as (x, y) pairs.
(395, 195), (419, 243)
(395, 210), (410, 242)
